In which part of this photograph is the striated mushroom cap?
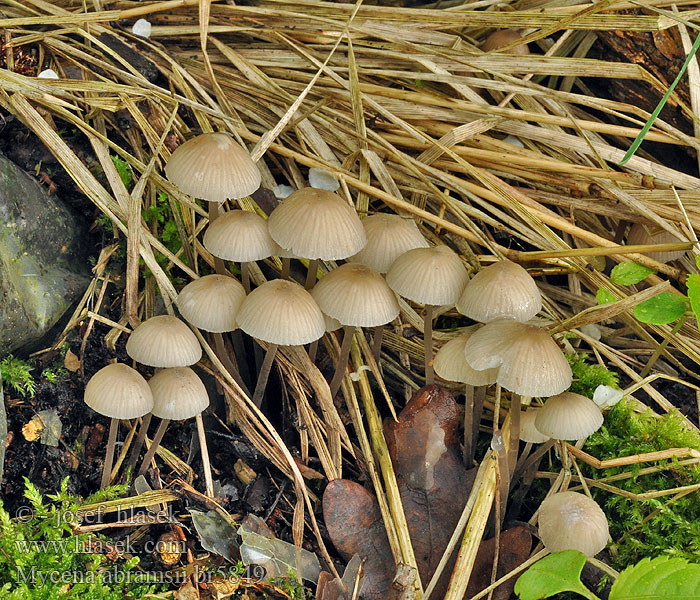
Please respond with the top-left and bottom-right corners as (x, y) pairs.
(464, 319), (572, 397)
(535, 392), (603, 441)
(268, 188), (366, 260)
(538, 491), (609, 557)
(126, 315), (202, 368)
(627, 223), (686, 263)
(311, 263), (399, 328)
(434, 330), (499, 386)
(456, 260), (541, 323)
(348, 213), (428, 273)
(203, 209), (278, 262)
(84, 363), (153, 419)
(519, 408), (550, 444)
(386, 245), (469, 306)
(176, 274), (246, 333)
(237, 279), (325, 346)
(148, 367), (209, 421)
(164, 132), (260, 202)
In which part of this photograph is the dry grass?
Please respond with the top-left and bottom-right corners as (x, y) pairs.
(2, 0), (700, 596)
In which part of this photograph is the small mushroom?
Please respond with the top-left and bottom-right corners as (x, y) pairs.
(537, 491), (609, 557)
(84, 363), (153, 489)
(481, 30), (530, 55)
(535, 392), (604, 441)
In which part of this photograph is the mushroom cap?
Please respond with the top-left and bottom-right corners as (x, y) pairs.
(323, 312), (342, 332)
(535, 392), (603, 440)
(176, 274), (246, 333)
(267, 188), (366, 260)
(464, 319), (572, 397)
(348, 213), (429, 273)
(203, 210), (278, 262)
(434, 330), (499, 385)
(519, 408), (550, 444)
(385, 245), (469, 306)
(538, 491), (609, 557)
(236, 279), (325, 345)
(481, 30), (530, 55)
(84, 363), (153, 419)
(311, 263), (400, 328)
(456, 261), (541, 323)
(164, 132), (260, 202)
(126, 315), (202, 368)
(627, 223), (686, 263)
(148, 367), (209, 420)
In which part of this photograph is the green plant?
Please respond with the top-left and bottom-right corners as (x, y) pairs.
(515, 550), (700, 600)
(1, 356), (36, 397)
(0, 478), (163, 599)
(110, 155), (133, 189)
(566, 353), (618, 398)
(269, 570), (310, 599)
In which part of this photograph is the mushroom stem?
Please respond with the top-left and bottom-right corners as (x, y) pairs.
(308, 339), (319, 362)
(281, 257), (291, 280)
(214, 332), (250, 397)
(463, 384), (474, 465)
(195, 413), (214, 498)
(208, 202), (228, 275)
(126, 412), (152, 473)
(241, 261), (251, 293)
(329, 326), (355, 397)
(252, 343), (278, 408)
(470, 386), (486, 464)
(508, 394), (524, 477)
(305, 258), (319, 290)
(371, 325), (384, 362)
(137, 419), (170, 477)
(101, 417), (119, 489)
(423, 305), (434, 385)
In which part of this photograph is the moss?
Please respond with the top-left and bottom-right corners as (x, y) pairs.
(566, 352), (618, 398)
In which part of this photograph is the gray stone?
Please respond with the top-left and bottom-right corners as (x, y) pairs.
(0, 152), (90, 354)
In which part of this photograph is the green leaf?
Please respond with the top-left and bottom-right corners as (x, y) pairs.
(610, 556), (700, 600)
(633, 293), (687, 324)
(515, 551), (601, 600)
(610, 262), (656, 285)
(687, 274), (700, 322)
(695, 254), (700, 270)
(596, 288), (617, 305)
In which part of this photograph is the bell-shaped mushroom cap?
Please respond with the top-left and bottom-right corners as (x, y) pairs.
(481, 30), (530, 55)
(148, 367), (210, 421)
(176, 274), (246, 333)
(164, 132), (260, 203)
(456, 261), (541, 323)
(464, 320), (572, 397)
(267, 188), (366, 260)
(237, 279), (325, 346)
(434, 331), (499, 385)
(311, 263), (399, 328)
(535, 392), (603, 440)
(386, 245), (469, 306)
(323, 312), (342, 332)
(126, 315), (202, 368)
(85, 363), (153, 419)
(348, 213), (429, 273)
(627, 223), (686, 263)
(519, 408), (550, 444)
(538, 491), (609, 557)
(203, 210), (278, 262)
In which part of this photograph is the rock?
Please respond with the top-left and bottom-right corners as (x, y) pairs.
(0, 152), (90, 353)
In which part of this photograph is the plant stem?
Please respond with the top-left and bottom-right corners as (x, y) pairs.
(101, 417), (119, 489)
(424, 305), (434, 385)
(137, 419), (169, 477)
(126, 412), (152, 473)
(252, 343), (278, 408)
(470, 386), (486, 465)
(214, 332), (250, 397)
(208, 202), (227, 275)
(308, 339), (319, 362)
(281, 257), (291, 279)
(508, 394), (523, 477)
(330, 326), (355, 397)
(305, 258), (319, 290)
(195, 413), (214, 497)
(463, 384), (474, 465)
(241, 261), (251, 293)
(372, 325), (384, 362)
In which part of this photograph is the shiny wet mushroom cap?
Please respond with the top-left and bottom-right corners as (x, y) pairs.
(126, 315), (202, 368)
(538, 491), (609, 557)
(165, 132), (260, 202)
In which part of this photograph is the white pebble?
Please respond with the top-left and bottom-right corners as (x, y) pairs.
(273, 184), (295, 199)
(309, 167), (339, 191)
(132, 18), (152, 39)
(579, 323), (602, 341)
(503, 135), (524, 148)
